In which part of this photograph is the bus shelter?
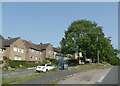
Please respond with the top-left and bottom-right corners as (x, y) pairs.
(55, 53), (68, 70)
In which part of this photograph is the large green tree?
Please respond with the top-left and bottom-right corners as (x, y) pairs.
(60, 19), (119, 64)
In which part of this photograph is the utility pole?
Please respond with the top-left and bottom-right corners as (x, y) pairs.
(97, 50), (99, 63)
(97, 37), (99, 63)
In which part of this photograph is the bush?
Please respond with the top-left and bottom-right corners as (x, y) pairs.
(9, 60), (40, 68)
(43, 58), (56, 65)
(68, 59), (78, 66)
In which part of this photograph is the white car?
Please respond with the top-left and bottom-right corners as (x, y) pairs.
(36, 64), (55, 72)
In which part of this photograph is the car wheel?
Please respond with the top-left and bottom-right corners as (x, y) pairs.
(46, 69), (48, 72)
(36, 70), (40, 73)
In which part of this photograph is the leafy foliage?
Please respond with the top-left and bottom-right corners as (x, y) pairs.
(9, 59), (40, 68)
(60, 19), (120, 65)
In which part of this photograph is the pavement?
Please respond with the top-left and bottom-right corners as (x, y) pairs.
(57, 67), (112, 84)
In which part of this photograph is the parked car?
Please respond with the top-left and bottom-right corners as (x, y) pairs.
(36, 64), (55, 72)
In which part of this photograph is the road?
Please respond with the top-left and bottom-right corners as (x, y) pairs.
(100, 66), (119, 84)
(2, 66), (119, 85)
(20, 70), (81, 84)
(2, 68), (36, 78)
(57, 66), (119, 85)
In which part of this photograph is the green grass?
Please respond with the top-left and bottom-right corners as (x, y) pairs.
(68, 63), (111, 71)
(2, 68), (59, 85)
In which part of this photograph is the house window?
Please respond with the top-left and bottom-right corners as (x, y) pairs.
(36, 51), (38, 53)
(0, 57), (3, 61)
(35, 57), (38, 60)
(49, 51), (51, 54)
(14, 56), (21, 60)
(0, 49), (2, 52)
(18, 48), (20, 52)
(21, 49), (24, 53)
(31, 49), (34, 52)
(40, 51), (42, 54)
(13, 47), (17, 51)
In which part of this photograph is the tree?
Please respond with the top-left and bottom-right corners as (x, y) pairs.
(60, 19), (118, 64)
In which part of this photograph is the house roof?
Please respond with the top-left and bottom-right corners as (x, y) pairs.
(53, 47), (61, 53)
(1, 36), (56, 52)
(2, 37), (20, 47)
(37, 43), (50, 50)
(23, 40), (41, 51)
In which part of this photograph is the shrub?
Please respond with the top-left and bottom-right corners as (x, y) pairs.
(9, 60), (40, 68)
(43, 58), (56, 65)
(68, 59), (78, 66)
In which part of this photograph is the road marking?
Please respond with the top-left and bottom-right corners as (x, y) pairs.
(96, 67), (112, 83)
(97, 76), (105, 83)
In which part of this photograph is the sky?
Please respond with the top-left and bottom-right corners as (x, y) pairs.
(2, 2), (118, 48)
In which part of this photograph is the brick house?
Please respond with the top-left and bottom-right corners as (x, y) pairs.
(53, 47), (61, 59)
(2, 37), (61, 62)
(2, 37), (27, 60)
(23, 40), (43, 62)
(37, 43), (54, 59)
(0, 39), (2, 60)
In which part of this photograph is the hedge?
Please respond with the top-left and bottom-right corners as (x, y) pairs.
(9, 60), (40, 68)
(68, 59), (79, 66)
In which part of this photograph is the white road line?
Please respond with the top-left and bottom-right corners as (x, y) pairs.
(96, 67), (112, 83)
(97, 76), (105, 83)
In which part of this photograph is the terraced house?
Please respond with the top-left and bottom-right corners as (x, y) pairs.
(2, 37), (60, 62)
(23, 40), (42, 62)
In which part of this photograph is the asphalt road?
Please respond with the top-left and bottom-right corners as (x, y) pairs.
(2, 68), (35, 78)
(2, 66), (119, 85)
(20, 70), (81, 84)
(100, 66), (119, 84)
(57, 67), (112, 84)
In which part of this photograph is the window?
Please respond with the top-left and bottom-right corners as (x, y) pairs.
(39, 64), (45, 66)
(31, 49), (34, 52)
(0, 49), (2, 52)
(40, 51), (42, 54)
(14, 56), (21, 60)
(18, 48), (20, 52)
(0, 57), (3, 60)
(36, 51), (38, 53)
(49, 51), (51, 54)
(13, 47), (17, 51)
(35, 57), (37, 60)
(21, 49), (24, 53)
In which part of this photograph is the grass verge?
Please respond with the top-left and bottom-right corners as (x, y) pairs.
(2, 68), (59, 85)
